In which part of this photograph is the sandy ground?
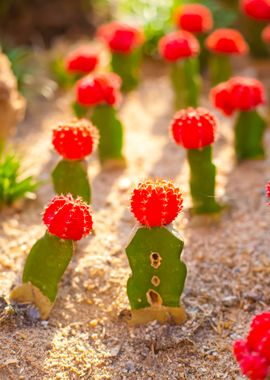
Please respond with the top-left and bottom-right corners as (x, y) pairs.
(0, 60), (270, 380)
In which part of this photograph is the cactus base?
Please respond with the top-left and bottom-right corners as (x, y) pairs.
(129, 304), (187, 325)
(10, 282), (53, 320)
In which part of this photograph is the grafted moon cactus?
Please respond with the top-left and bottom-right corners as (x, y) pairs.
(52, 119), (99, 203)
(97, 22), (144, 92)
(74, 73), (125, 168)
(171, 107), (222, 214)
(10, 195), (93, 319)
(211, 77), (267, 162)
(125, 179), (187, 325)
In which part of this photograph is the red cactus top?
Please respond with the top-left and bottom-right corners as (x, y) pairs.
(262, 24), (270, 42)
(171, 107), (216, 149)
(174, 4), (213, 34)
(130, 179), (183, 227)
(159, 31), (200, 62)
(65, 46), (99, 75)
(205, 28), (248, 54)
(76, 72), (122, 107)
(52, 119), (99, 160)
(43, 195), (93, 241)
(97, 22), (144, 54)
(233, 312), (270, 380)
(241, 0), (270, 20)
(211, 77), (265, 114)
(267, 181), (270, 200)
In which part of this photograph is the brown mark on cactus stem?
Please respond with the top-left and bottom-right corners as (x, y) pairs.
(151, 276), (160, 287)
(146, 289), (163, 306)
(150, 252), (162, 269)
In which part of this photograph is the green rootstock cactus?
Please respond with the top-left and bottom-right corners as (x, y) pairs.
(159, 31), (201, 109)
(211, 77), (267, 162)
(171, 108), (222, 215)
(51, 120), (99, 203)
(10, 195), (93, 319)
(126, 179), (187, 325)
(97, 22), (144, 93)
(205, 29), (248, 85)
(75, 73), (126, 168)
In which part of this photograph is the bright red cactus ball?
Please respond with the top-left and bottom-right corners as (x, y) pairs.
(267, 181), (270, 200)
(233, 312), (270, 380)
(76, 72), (122, 107)
(97, 22), (144, 54)
(262, 24), (270, 43)
(52, 119), (99, 160)
(174, 4), (213, 34)
(210, 82), (235, 116)
(159, 31), (200, 62)
(171, 107), (216, 149)
(206, 28), (248, 54)
(65, 46), (99, 75)
(241, 0), (270, 21)
(229, 77), (265, 111)
(131, 179), (183, 227)
(43, 194), (93, 241)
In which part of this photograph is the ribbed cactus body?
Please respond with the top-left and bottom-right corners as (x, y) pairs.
(111, 49), (141, 93)
(209, 54), (232, 86)
(234, 110), (266, 162)
(52, 159), (91, 203)
(126, 225), (186, 323)
(170, 57), (201, 109)
(91, 104), (125, 167)
(187, 146), (222, 214)
(10, 232), (73, 319)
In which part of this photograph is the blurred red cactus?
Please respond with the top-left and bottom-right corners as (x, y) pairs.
(76, 72), (122, 107)
(206, 28), (248, 54)
(210, 82), (235, 116)
(171, 107), (216, 149)
(130, 179), (183, 227)
(159, 31), (200, 62)
(174, 4), (213, 34)
(52, 119), (99, 160)
(241, 0), (270, 21)
(97, 22), (144, 54)
(262, 24), (270, 42)
(233, 312), (270, 380)
(65, 46), (99, 74)
(43, 194), (93, 240)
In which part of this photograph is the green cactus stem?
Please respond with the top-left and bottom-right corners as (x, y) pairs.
(209, 54), (232, 86)
(125, 225), (187, 325)
(91, 104), (126, 168)
(187, 146), (222, 214)
(52, 159), (91, 203)
(10, 232), (73, 319)
(234, 110), (266, 162)
(111, 49), (142, 93)
(170, 57), (201, 109)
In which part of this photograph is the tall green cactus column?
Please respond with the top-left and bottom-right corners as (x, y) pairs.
(209, 54), (232, 86)
(91, 105), (126, 168)
(10, 232), (73, 319)
(126, 226), (187, 325)
(171, 57), (201, 109)
(187, 146), (222, 214)
(234, 110), (266, 162)
(52, 160), (91, 203)
(111, 49), (142, 93)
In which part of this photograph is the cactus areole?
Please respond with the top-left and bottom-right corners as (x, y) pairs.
(74, 73), (126, 168)
(125, 179), (187, 325)
(159, 31), (201, 109)
(10, 195), (93, 319)
(211, 77), (266, 162)
(171, 107), (222, 214)
(97, 22), (144, 92)
(52, 119), (99, 203)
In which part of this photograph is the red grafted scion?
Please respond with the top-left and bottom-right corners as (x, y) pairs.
(43, 195), (93, 241)
(159, 31), (200, 62)
(174, 4), (213, 34)
(206, 28), (248, 54)
(131, 179), (183, 227)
